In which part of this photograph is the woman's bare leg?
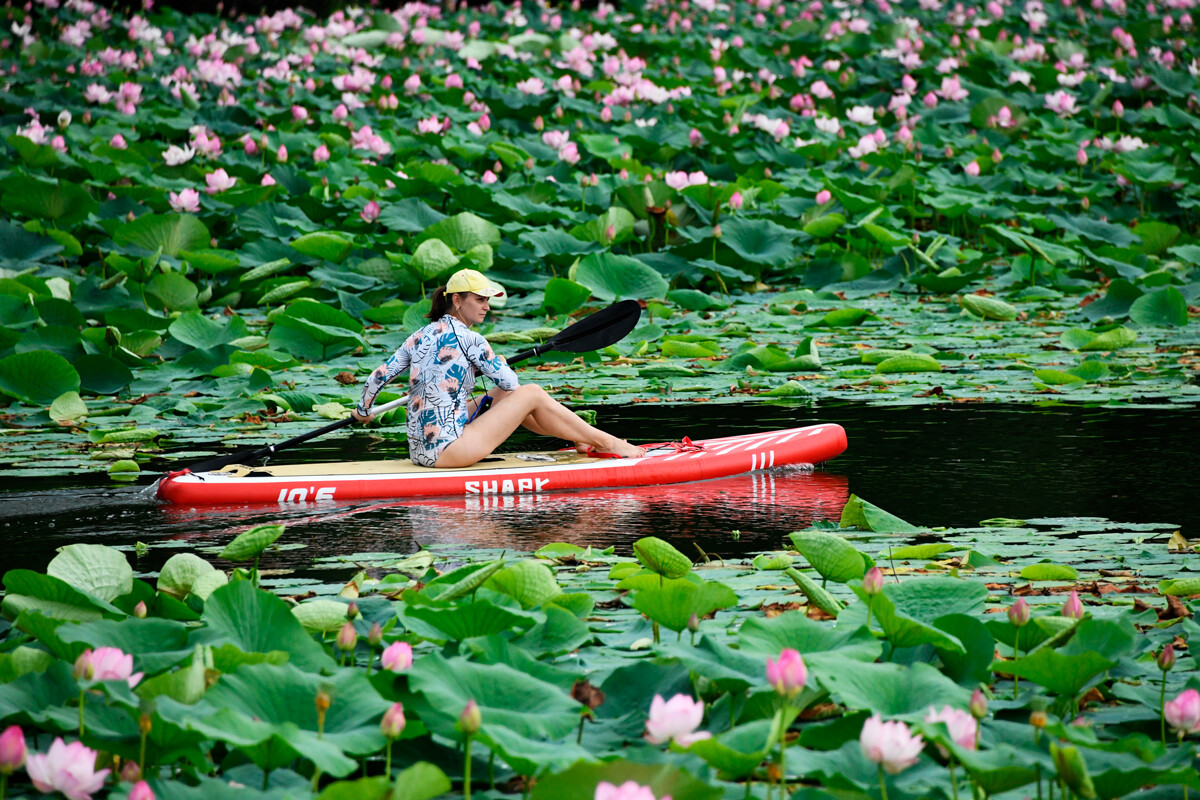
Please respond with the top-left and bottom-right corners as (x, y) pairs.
(474, 387), (585, 447)
(436, 384), (643, 468)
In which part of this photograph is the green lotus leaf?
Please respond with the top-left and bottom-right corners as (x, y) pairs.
(219, 524), (285, 562)
(0, 219), (64, 267)
(633, 536), (692, 578)
(145, 272), (200, 312)
(1019, 563), (1080, 581)
(290, 231), (353, 263)
(114, 213), (210, 258)
(789, 530), (866, 584)
(58, 617), (192, 675)
(960, 294), (1019, 321)
(803, 213), (846, 238)
(784, 567), (844, 616)
(292, 599), (354, 633)
(0, 350), (80, 405)
(421, 559), (506, 602)
(410, 238), (460, 280)
(631, 578), (737, 633)
(190, 580), (336, 673)
(573, 252), (669, 301)
(158, 553), (218, 599)
(530, 760), (722, 800)
(875, 354), (943, 374)
(571, 207), (636, 244)
(719, 216), (799, 264)
(49, 391), (88, 423)
(1129, 287), (1188, 327)
(821, 661), (971, 716)
(47, 544), (133, 603)
(0, 174), (97, 227)
(1081, 278), (1142, 322)
(403, 598), (537, 642)
(1, 570), (124, 623)
(1082, 326), (1137, 351)
(485, 560), (562, 610)
(839, 494), (922, 532)
(76, 353), (133, 395)
(422, 211), (501, 253)
(540, 277), (592, 315)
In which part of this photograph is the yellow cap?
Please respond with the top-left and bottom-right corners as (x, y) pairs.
(446, 268), (504, 299)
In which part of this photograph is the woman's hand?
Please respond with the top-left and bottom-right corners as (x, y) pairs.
(351, 408), (375, 425)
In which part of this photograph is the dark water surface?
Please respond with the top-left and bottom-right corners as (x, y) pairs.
(1, 403), (1196, 577)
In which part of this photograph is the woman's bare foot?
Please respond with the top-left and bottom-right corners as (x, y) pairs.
(591, 438), (645, 459)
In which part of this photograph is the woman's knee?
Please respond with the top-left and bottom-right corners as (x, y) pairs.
(515, 383), (549, 403)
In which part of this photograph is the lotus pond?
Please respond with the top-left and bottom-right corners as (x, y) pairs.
(3, 0), (1200, 797)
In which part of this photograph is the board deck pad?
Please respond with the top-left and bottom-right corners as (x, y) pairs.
(156, 424), (848, 506)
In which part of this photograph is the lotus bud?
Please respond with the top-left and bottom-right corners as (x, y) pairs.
(381, 702), (406, 739)
(315, 689), (331, 716)
(1082, 196), (1090, 211)
(120, 761), (142, 783)
(763, 167), (772, 178)
(125, 211), (136, 223)
(1158, 644), (1176, 672)
(1075, 148), (1088, 166)
(1008, 597), (1030, 628)
(713, 224), (722, 239)
(381, 641), (413, 673)
(1030, 709), (1047, 729)
(729, 191), (743, 210)
(494, 160), (503, 173)
(687, 613), (700, 633)
(458, 699), (482, 736)
(336, 622), (357, 652)
(139, 712), (152, 736)
(74, 649), (95, 681)
(57, 110), (72, 128)
(605, 224), (616, 242)
(533, 115), (544, 131)
(276, 144), (288, 163)
(129, 780), (155, 800)
(524, 157), (534, 170)
(134, 601), (148, 618)
(992, 148), (1002, 163)
(766, 648), (807, 697)
(1061, 590), (1084, 619)
(83, 111), (92, 124)
(346, 602), (359, 620)
(554, 105), (564, 119)
(368, 622), (383, 648)
(1112, 99), (1124, 117)
(815, 189), (832, 205)
(1050, 742), (1096, 799)
(0, 725), (27, 775)
(863, 566), (884, 595)
(969, 688), (987, 719)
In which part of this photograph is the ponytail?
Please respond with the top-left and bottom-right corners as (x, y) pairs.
(427, 286), (456, 321)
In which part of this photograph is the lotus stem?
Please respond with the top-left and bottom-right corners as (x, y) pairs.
(1013, 628), (1021, 700)
(1159, 669), (1167, 745)
(878, 763), (889, 800)
(778, 716), (788, 799)
(385, 739), (392, 778)
(463, 734), (473, 800)
(865, 597), (874, 633)
(949, 758), (959, 800)
(311, 767), (321, 793)
(79, 688), (86, 736)
(489, 752), (495, 790)
(2, 773), (8, 800)
(1036, 763), (1042, 800)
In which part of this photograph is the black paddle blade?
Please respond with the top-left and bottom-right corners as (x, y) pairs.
(546, 299), (641, 353)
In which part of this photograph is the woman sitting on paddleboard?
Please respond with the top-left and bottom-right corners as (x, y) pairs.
(351, 268), (645, 468)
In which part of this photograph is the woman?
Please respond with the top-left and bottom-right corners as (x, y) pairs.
(352, 268), (644, 468)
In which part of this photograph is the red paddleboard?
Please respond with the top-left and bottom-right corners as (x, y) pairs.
(155, 424), (847, 507)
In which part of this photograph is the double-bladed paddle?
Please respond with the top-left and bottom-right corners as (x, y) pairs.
(166, 299), (642, 475)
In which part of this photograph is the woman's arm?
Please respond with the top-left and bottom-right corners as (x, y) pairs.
(355, 344), (413, 420)
(462, 330), (519, 391)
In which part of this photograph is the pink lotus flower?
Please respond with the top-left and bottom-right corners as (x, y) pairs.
(261, 174), (276, 187)
(313, 144), (330, 163)
(860, 715), (924, 774)
(333, 104), (349, 121)
(922, 92), (938, 108)
(766, 648), (807, 697)
(1164, 689), (1200, 735)
(446, 73), (464, 89)
(1008, 597), (1031, 627)
(1062, 590), (1084, 619)
(129, 780), (155, 800)
(1044, 90), (1078, 116)
(644, 694), (711, 747)
(169, 188), (201, 213)
(110, 134), (127, 150)
(276, 144), (288, 163)
(815, 189), (832, 205)
(0, 725), (26, 774)
(964, 161), (980, 177)
(205, 169), (237, 195)
(75, 647), (143, 687)
(516, 77), (547, 95)
(559, 142), (581, 165)
(162, 144), (195, 166)
(482, 170), (498, 184)
(417, 115), (442, 135)
(924, 706), (977, 754)
(1075, 148), (1088, 166)
(291, 105), (308, 122)
(728, 191), (743, 210)
(380, 641), (413, 672)
(595, 782), (668, 800)
(360, 201), (381, 224)
(25, 738), (110, 800)
(810, 79), (834, 99)
(847, 105), (876, 125)
(381, 702), (406, 739)
(664, 171), (708, 191)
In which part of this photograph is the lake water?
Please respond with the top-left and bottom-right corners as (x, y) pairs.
(1, 403), (1195, 577)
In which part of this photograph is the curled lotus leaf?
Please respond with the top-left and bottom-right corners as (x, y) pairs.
(219, 524), (285, 562)
(960, 294), (1019, 321)
(632, 536), (692, 579)
(788, 530), (866, 584)
(158, 553), (218, 599)
(46, 544), (133, 604)
(293, 599), (354, 633)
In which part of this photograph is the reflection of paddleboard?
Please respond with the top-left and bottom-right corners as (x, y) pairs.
(155, 424), (847, 507)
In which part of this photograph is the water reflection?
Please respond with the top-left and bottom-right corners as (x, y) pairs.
(157, 469), (849, 566)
